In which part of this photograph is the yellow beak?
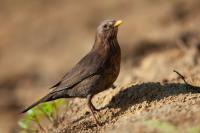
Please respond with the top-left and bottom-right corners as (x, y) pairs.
(114, 20), (123, 27)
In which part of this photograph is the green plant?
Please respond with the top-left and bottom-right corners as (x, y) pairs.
(144, 119), (179, 133)
(144, 119), (200, 133)
(18, 99), (68, 133)
(187, 127), (200, 133)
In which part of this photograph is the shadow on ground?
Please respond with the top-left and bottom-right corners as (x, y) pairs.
(60, 82), (200, 132)
(107, 82), (200, 113)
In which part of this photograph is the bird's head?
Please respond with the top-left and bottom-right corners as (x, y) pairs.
(96, 19), (122, 41)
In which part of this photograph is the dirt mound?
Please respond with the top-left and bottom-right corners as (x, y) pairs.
(47, 47), (200, 133)
(1, 0), (200, 133)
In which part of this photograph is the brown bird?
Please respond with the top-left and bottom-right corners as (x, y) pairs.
(22, 19), (122, 126)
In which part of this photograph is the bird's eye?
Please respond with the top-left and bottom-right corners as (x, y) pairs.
(103, 24), (109, 30)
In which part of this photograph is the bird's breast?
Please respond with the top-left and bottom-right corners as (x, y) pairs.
(102, 40), (121, 87)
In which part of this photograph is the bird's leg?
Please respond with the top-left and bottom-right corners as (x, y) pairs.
(87, 94), (100, 126)
(90, 104), (99, 111)
(87, 94), (99, 111)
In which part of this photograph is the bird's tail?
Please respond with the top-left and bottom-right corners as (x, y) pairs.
(21, 92), (62, 113)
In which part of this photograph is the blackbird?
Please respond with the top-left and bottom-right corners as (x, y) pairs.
(22, 19), (122, 126)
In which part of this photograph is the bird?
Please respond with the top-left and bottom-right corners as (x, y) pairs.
(21, 19), (122, 126)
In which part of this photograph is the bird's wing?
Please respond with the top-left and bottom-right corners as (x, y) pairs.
(50, 51), (105, 92)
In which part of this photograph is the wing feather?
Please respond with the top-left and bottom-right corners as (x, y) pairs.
(50, 50), (105, 92)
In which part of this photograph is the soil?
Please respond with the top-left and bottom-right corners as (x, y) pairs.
(0, 0), (200, 133)
(48, 48), (200, 133)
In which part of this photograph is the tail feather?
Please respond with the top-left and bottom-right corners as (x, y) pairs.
(21, 93), (56, 113)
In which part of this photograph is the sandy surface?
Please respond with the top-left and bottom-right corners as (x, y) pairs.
(0, 0), (200, 133)
(47, 48), (200, 133)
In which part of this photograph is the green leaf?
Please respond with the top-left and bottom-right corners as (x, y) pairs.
(39, 102), (54, 115)
(18, 99), (67, 132)
(144, 119), (180, 133)
(188, 127), (200, 133)
(27, 109), (35, 116)
(44, 103), (53, 112)
(54, 99), (65, 106)
(18, 120), (28, 129)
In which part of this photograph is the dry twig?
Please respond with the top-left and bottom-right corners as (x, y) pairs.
(173, 70), (200, 93)
(173, 70), (189, 85)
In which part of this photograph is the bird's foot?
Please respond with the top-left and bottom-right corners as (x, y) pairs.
(91, 104), (100, 112)
(90, 107), (101, 127)
(96, 120), (101, 127)
(111, 84), (117, 89)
